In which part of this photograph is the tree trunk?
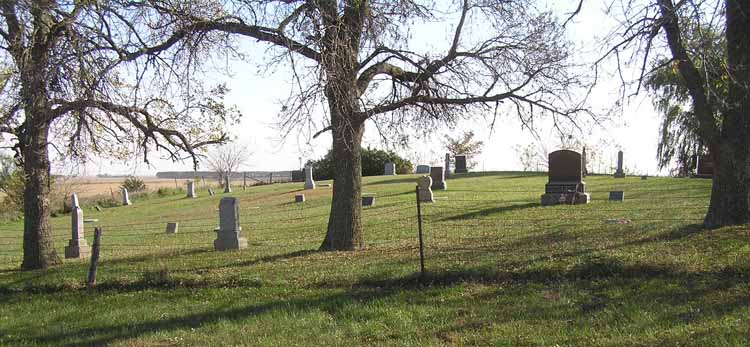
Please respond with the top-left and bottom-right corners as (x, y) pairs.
(319, 114), (365, 251)
(21, 122), (61, 270)
(703, 0), (750, 228)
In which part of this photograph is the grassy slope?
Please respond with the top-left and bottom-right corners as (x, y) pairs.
(0, 172), (748, 346)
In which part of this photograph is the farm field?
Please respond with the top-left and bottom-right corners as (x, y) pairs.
(0, 172), (748, 346)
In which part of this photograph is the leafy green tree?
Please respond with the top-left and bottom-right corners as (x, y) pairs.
(308, 148), (413, 180)
(444, 131), (484, 169)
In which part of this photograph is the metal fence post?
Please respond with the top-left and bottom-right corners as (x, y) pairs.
(415, 185), (425, 278)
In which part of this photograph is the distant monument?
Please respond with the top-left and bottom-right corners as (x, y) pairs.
(582, 147), (588, 177)
(444, 153), (451, 178)
(213, 197), (247, 251)
(304, 166), (316, 190)
(384, 162), (396, 176)
(186, 180), (196, 198)
(223, 175), (232, 193)
(454, 155), (468, 174)
(540, 150), (590, 205)
(614, 150), (625, 178)
(416, 165), (430, 174)
(121, 188), (131, 205)
(64, 193), (90, 259)
(430, 166), (447, 190)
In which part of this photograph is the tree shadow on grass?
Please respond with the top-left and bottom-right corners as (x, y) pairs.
(441, 203), (539, 221)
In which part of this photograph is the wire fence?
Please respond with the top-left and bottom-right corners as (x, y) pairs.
(0, 185), (712, 282)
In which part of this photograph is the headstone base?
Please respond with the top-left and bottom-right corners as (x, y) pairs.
(213, 229), (247, 251)
(64, 239), (91, 259)
(540, 192), (590, 206)
(614, 171), (625, 178)
(304, 182), (316, 190)
(431, 182), (447, 190)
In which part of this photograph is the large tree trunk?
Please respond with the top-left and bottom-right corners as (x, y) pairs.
(703, 0), (750, 228)
(21, 122), (61, 270)
(319, 111), (366, 251)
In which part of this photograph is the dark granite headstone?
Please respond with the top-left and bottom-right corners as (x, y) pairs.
(696, 155), (713, 178)
(362, 194), (375, 207)
(541, 150), (589, 205)
(609, 191), (624, 202)
(430, 166), (446, 190)
(454, 155), (468, 173)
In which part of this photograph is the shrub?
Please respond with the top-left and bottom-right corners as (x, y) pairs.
(121, 176), (146, 192)
(306, 147), (413, 180)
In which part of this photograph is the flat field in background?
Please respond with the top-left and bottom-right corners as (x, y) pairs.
(0, 172), (747, 346)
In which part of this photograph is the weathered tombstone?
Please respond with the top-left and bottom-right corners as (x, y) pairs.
(614, 150), (625, 178)
(121, 187), (131, 206)
(64, 193), (90, 259)
(417, 176), (434, 203)
(695, 155), (714, 178)
(416, 165), (431, 174)
(384, 162), (396, 176)
(208, 187), (215, 196)
(582, 147), (588, 177)
(609, 191), (625, 202)
(430, 166), (447, 190)
(165, 222), (179, 234)
(213, 197), (247, 251)
(444, 153), (451, 178)
(362, 193), (376, 207)
(295, 194), (305, 203)
(291, 169), (305, 182)
(186, 180), (196, 198)
(641, 175), (648, 180)
(304, 166), (316, 190)
(223, 175), (232, 193)
(454, 155), (468, 173)
(540, 150), (590, 205)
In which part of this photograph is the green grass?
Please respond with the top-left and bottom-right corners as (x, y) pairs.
(0, 172), (748, 346)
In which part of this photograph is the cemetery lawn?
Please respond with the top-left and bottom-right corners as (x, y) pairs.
(0, 172), (748, 346)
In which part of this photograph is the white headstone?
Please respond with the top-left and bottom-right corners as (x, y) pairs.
(65, 192), (90, 259)
(418, 176), (434, 203)
(304, 166), (316, 190)
(214, 197), (247, 250)
(186, 180), (196, 198)
(122, 188), (131, 205)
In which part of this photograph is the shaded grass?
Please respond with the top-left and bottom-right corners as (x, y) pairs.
(0, 172), (748, 346)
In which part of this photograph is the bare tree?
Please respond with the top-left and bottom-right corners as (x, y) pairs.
(601, 0), (750, 227)
(111, 0), (591, 251)
(0, 1), (234, 270)
(206, 143), (251, 180)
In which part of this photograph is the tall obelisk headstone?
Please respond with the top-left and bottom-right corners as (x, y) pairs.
(304, 166), (316, 190)
(121, 187), (131, 205)
(614, 150), (625, 178)
(444, 153), (451, 179)
(65, 193), (91, 259)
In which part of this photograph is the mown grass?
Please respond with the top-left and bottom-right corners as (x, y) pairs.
(0, 172), (748, 346)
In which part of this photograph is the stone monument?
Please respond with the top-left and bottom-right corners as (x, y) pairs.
(64, 193), (90, 259)
(582, 147), (588, 177)
(695, 155), (713, 178)
(416, 165), (430, 174)
(417, 175), (434, 203)
(444, 153), (451, 178)
(304, 166), (316, 190)
(223, 175), (232, 193)
(165, 222), (179, 234)
(614, 150), (625, 178)
(121, 187), (131, 205)
(384, 162), (396, 176)
(362, 194), (375, 207)
(213, 197), (247, 251)
(186, 180), (196, 198)
(430, 166), (447, 190)
(540, 150), (590, 205)
(454, 155), (468, 173)
(609, 191), (625, 202)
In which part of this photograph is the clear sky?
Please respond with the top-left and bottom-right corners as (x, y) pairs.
(74, 1), (667, 177)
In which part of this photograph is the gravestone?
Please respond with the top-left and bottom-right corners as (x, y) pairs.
(214, 197), (247, 250)
(121, 187), (131, 205)
(208, 188), (215, 196)
(641, 175), (648, 180)
(614, 150), (625, 178)
(430, 166), (447, 190)
(64, 193), (90, 259)
(186, 180), (196, 198)
(223, 175), (232, 193)
(416, 165), (430, 174)
(418, 176), (434, 203)
(304, 166), (316, 190)
(444, 153), (451, 178)
(295, 194), (305, 203)
(362, 194), (375, 207)
(582, 147), (588, 177)
(454, 155), (468, 173)
(165, 222), (179, 234)
(696, 155), (713, 178)
(540, 150), (590, 205)
(384, 162), (396, 176)
(609, 191), (625, 202)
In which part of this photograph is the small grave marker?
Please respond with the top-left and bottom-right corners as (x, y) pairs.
(609, 191), (625, 202)
(295, 194), (305, 203)
(165, 222), (179, 234)
(417, 176), (434, 203)
(416, 165), (430, 174)
(362, 193), (375, 207)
